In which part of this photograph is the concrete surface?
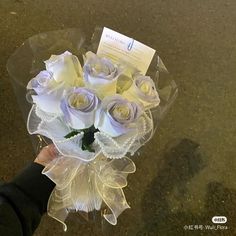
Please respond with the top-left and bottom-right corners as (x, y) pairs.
(1, 0), (236, 235)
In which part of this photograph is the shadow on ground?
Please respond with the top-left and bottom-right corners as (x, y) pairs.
(138, 139), (236, 236)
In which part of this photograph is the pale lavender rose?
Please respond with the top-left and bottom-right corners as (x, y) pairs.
(27, 70), (64, 114)
(94, 95), (142, 137)
(27, 51), (83, 114)
(122, 74), (160, 109)
(45, 51), (83, 86)
(61, 88), (100, 129)
(27, 70), (53, 94)
(83, 52), (120, 98)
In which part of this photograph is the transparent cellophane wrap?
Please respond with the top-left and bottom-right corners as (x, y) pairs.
(7, 28), (178, 231)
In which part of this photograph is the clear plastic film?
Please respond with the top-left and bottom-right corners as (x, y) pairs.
(7, 28), (178, 230)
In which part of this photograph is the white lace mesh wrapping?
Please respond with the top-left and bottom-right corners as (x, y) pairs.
(27, 105), (154, 160)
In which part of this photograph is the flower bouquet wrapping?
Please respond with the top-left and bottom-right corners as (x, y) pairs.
(7, 28), (178, 230)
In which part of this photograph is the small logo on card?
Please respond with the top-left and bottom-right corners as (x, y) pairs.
(127, 39), (134, 51)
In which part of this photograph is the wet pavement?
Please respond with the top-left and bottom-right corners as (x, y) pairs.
(1, 0), (236, 235)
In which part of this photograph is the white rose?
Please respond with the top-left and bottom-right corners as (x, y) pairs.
(45, 51), (83, 87)
(94, 95), (142, 137)
(27, 70), (64, 114)
(122, 74), (160, 109)
(60, 88), (100, 129)
(27, 51), (84, 114)
(83, 51), (120, 98)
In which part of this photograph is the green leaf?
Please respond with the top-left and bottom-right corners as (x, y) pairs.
(81, 126), (98, 153)
(64, 126), (99, 153)
(82, 143), (95, 152)
(64, 130), (79, 139)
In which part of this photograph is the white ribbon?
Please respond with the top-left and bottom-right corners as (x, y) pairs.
(42, 153), (136, 231)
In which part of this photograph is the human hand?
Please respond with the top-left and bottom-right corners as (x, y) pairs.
(34, 144), (58, 167)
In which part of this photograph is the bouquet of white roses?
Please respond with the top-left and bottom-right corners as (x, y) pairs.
(7, 28), (178, 231)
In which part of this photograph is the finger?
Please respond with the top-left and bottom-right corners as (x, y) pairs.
(34, 144), (58, 166)
(44, 144), (59, 159)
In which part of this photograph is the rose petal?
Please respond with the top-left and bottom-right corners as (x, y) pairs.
(27, 70), (54, 94)
(45, 51), (83, 87)
(32, 89), (63, 114)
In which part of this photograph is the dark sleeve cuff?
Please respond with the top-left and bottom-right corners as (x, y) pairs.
(0, 183), (37, 236)
(12, 162), (55, 214)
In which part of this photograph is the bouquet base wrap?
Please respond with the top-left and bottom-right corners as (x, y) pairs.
(43, 154), (136, 231)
